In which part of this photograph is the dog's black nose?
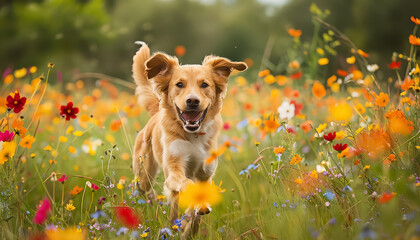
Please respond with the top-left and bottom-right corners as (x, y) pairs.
(186, 97), (200, 108)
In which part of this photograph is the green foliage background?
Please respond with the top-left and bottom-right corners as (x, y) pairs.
(1, 0), (419, 79)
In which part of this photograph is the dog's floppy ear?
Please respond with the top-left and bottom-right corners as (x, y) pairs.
(203, 56), (247, 96)
(203, 55), (247, 78)
(145, 52), (178, 79)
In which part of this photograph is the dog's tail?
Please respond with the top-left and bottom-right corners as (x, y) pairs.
(132, 41), (160, 116)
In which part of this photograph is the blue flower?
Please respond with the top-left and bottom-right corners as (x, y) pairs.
(273, 202), (278, 208)
(160, 227), (173, 240)
(116, 227), (129, 236)
(236, 118), (248, 129)
(329, 218), (336, 225)
(174, 219), (182, 228)
(360, 225), (376, 239)
(323, 190), (335, 201)
(343, 185), (353, 192)
(137, 199), (146, 204)
(90, 210), (107, 219)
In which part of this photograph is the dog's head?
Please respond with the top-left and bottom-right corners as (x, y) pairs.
(145, 52), (247, 133)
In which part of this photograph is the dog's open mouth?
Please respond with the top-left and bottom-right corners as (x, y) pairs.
(176, 105), (208, 132)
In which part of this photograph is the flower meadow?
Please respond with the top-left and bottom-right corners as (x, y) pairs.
(1, 5), (420, 240)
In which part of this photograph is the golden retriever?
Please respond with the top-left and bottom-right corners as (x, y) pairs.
(131, 42), (247, 237)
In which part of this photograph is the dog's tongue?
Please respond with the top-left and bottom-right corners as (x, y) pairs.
(182, 111), (201, 122)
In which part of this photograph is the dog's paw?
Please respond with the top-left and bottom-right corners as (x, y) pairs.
(196, 205), (212, 215)
(165, 175), (193, 193)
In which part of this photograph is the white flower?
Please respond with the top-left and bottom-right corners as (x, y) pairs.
(277, 101), (295, 120)
(367, 64), (379, 72)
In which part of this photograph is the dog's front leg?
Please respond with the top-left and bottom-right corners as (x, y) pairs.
(162, 154), (193, 222)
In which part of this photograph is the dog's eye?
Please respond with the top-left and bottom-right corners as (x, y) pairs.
(176, 82), (184, 88)
(201, 82), (209, 88)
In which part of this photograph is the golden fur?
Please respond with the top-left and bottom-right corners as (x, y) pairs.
(132, 43), (247, 237)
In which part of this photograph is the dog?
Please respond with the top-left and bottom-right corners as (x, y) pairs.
(131, 42), (247, 237)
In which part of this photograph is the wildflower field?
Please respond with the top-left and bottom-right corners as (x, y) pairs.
(1, 5), (420, 240)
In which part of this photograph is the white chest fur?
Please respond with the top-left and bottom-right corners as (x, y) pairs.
(168, 120), (216, 178)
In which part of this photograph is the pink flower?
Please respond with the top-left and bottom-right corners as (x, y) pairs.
(91, 183), (99, 191)
(33, 198), (51, 224)
(0, 130), (15, 142)
(57, 174), (68, 183)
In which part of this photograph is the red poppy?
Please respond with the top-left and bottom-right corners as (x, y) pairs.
(114, 206), (141, 229)
(290, 71), (302, 79)
(323, 132), (336, 141)
(60, 102), (79, 121)
(6, 92), (27, 113)
(57, 174), (68, 183)
(337, 69), (348, 76)
(290, 100), (303, 115)
(388, 61), (401, 70)
(333, 143), (347, 152)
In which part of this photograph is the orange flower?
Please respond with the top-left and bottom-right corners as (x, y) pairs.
(312, 82), (326, 99)
(383, 154), (396, 166)
(290, 154), (303, 165)
(174, 45), (186, 57)
(409, 35), (420, 46)
(288, 28), (302, 38)
(400, 78), (414, 91)
(263, 115), (280, 133)
(378, 192), (396, 204)
(71, 185), (83, 195)
(12, 119), (27, 137)
(273, 146), (285, 155)
(20, 135), (35, 149)
(258, 69), (270, 77)
(375, 92), (389, 107)
(110, 120), (122, 132)
(355, 129), (392, 159)
(411, 16), (420, 25)
(385, 109), (414, 135)
(357, 49), (369, 58)
(301, 120), (313, 133)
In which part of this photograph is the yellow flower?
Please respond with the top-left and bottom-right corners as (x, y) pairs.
(335, 131), (347, 140)
(66, 126), (74, 134)
(157, 195), (166, 201)
(315, 123), (327, 134)
(235, 76), (247, 86)
(290, 154), (303, 165)
(179, 182), (221, 209)
(73, 131), (83, 137)
(0, 142), (17, 164)
(68, 146), (77, 154)
(346, 56), (356, 64)
(264, 74), (276, 84)
(14, 68), (27, 78)
(355, 103), (365, 114)
(295, 178), (303, 184)
(140, 232), (149, 238)
(59, 136), (68, 143)
(29, 66), (37, 74)
(363, 165), (370, 171)
(65, 203), (76, 211)
(44, 145), (53, 151)
(310, 170), (318, 179)
(20, 135), (35, 149)
(329, 102), (352, 122)
(46, 227), (85, 240)
(318, 58), (329, 65)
